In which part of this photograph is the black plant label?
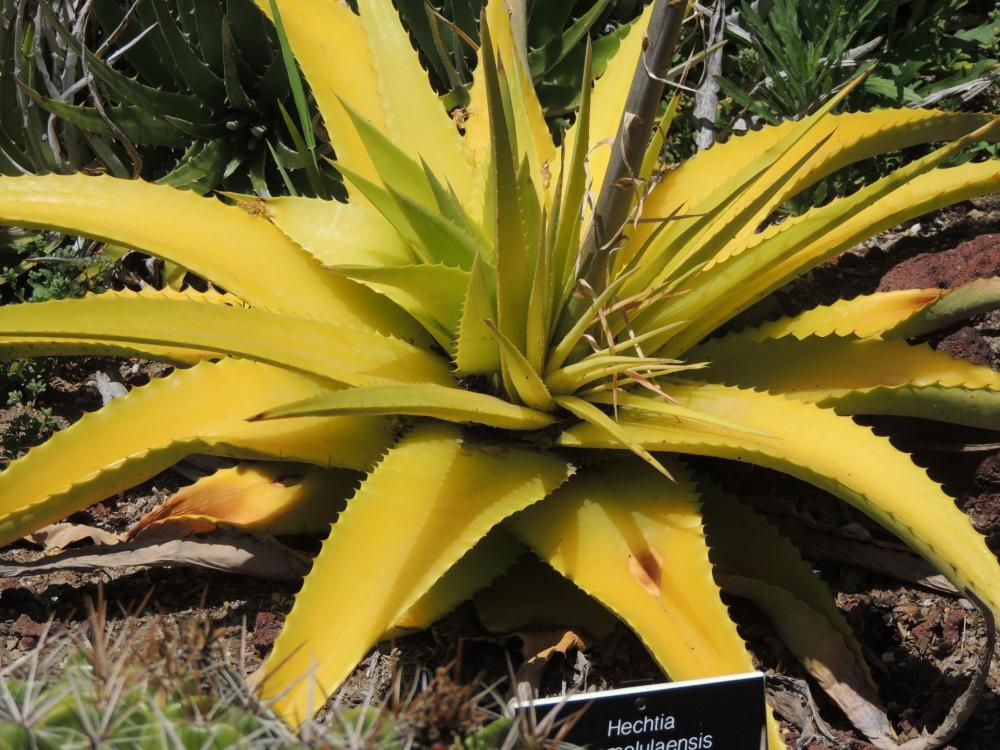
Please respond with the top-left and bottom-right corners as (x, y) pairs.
(522, 672), (768, 750)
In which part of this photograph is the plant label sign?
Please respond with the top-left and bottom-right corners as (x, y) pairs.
(523, 672), (768, 750)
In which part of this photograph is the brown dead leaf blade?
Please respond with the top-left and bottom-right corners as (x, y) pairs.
(1, 529), (308, 580)
(27, 522), (123, 549)
(723, 573), (996, 750)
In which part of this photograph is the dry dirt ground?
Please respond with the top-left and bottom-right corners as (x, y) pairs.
(1, 195), (1000, 749)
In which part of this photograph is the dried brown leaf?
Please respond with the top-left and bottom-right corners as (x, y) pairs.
(511, 628), (592, 704)
(26, 522), (124, 550)
(719, 572), (896, 745)
(790, 526), (958, 595)
(2, 530), (308, 580)
(131, 515), (223, 540)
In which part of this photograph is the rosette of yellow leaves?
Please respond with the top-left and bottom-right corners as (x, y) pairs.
(0, 1), (999, 744)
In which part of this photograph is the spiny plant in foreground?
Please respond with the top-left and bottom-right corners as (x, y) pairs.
(0, 600), (294, 749)
(0, 0), (999, 746)
(0, 599), (522, 750)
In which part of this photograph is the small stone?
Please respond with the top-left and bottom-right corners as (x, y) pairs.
(13, 613), (44, 637)
(250, 611), (284, 650)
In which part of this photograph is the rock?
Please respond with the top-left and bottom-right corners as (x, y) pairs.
(976, 453), (1000, 491)
(13, 613), (44, 637)
(940, 608), (964, 648)
(14, 613), (45, 650)
(878, 234), (1000, 291)
(250, 611), (284, 650)
(935, 326), (995, 367)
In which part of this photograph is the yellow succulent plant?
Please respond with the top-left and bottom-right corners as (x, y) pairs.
(1, 0), (1000, 744)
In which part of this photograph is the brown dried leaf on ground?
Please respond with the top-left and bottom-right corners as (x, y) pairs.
(130, 515), (231, 540)
(511, 629), (592, 704)
(26, 522), (124, 549)
(733, 569), (997, 750)
(785, 524), (959, 595)
(720, 572), (897, 746)
(766, 674), (840, 748)
(1, 530), (309, 580)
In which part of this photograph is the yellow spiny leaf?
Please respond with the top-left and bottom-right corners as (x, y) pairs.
(465, 0), (553, 200)
(0, 359), (391, 548)
(355, 0), (474, 202)
(0, 175), (424, 341)
(257, 383), (557, 430)
(692, 334), (1000, 399)
(560, 383), (1000, 623)
(742, 288), (946, 340)
(821, 383), (1000, 431)
(0, 293), (453, 387)
(261, 195), (411, 268)
(509, 459), (786, 749)
(625, 109), (994, 264)
(645, 158), (1000, 356)
(455, 254), (501, 375)
(389, 526), (525, 638)
(257, 423), (573, 726)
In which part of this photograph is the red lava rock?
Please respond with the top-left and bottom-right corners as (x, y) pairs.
(940, 607), (964, 648)
(934, 326), (994, 367)
(911, 608), (943, 653)
(14, 613), (44, 637)
(14, 614), (44, 650)
(976, 453), (1000, 491)
(963, 493), (1000, 529)
(878, 234), (1000, 291)
(250, 611), (284, 650)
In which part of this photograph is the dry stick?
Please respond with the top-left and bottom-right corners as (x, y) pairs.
(580, 0), (688, 293)
(692, 0), (725, 151)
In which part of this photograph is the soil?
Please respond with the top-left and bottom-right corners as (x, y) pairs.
(2, 194), (1000, 749)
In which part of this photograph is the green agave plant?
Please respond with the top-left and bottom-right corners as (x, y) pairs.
(3, 0), (338, 196)
(1, 0), (1000, 745)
